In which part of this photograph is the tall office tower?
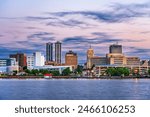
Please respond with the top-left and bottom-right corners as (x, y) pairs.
(109, 44), (122, 54)
(34, 52), (45, 66)
(9, 53), (27, 68)
(55, 41), (61, 64)
(46, 42), (53, 62)
(65, 50), (78, 69)
(87, 46), (94, 69)
(107, 44), (125, 65)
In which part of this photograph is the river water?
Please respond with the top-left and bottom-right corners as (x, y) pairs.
(0, 79), (150, 100)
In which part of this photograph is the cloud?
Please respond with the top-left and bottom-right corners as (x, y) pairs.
(123, 46), (150, 59)
(51, 2), (150, 23)
(128, 47), (150, 54)
(0, 40), (46, 58)
(25, 14), (94, 28)
(27, 32), (54, 38)
(25, 16), (57, 21)
(22, 2), (150, 31)
(111, 2), (150, 12)
(52, 11), (122, 23)
(26, 27), (41, 30)
(0, 32), (56, 57)
(52, 10), (141, 23)
(0, 2), (150, 63)
(62, 35), (125, 48)
(62, 34), (142, 46)
(0, 46), (13, 57)
(92, 32), (144, 42)
(92, 32), (110, 37)
(27, 32), (55, 41)
(14, 32), (56, 51)
(0, 48), (38, 57)
(46, 19), (92, 28)
(0, 44), (38, 58)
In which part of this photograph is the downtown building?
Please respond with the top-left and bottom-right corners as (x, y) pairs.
(0, 58), (19, 74)
(9, 53), (27, 67)
(46, 42), (53, 62)
(65, 50), (78, 69)
(86, 46), (94, 69)
(27, 42), (73, 74)
(85, 44), (149, 76)
(9, 53), (27, 71)
(27, 51), (73, 74)
(45, 41), (62, 65)
(27, 52), (45, 69)
(55, 41), (61, 64)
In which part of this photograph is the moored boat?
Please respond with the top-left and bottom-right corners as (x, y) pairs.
(44, 74), (52, 79)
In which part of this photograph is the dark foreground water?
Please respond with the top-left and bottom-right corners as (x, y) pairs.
(0, 79), (150, 100)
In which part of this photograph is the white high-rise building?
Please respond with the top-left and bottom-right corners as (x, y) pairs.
(27, 52), (45, 69)
(41, 55), (45, 66)
(27, 55), (35, 69)
(10, 58), (18, 66)
(34, 52), (45, 66)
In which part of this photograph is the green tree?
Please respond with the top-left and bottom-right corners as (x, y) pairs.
(62, 68), (72, 76)
(75, 65), (83, 74)
(25, 69), (31, 75)
(50, 71), (60, 76)
(106, 67), (130, 76)
(106, 68), (116, 76)
(23, 66), (27, 71)
(122, 68), (130, 76)
(148, 69), (150, 75)
(31, 69), (39, 75)
(39, 69), (50, 74)
(13, 70), (18, 76)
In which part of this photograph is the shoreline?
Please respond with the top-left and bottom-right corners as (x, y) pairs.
(0, 76), (150, 79)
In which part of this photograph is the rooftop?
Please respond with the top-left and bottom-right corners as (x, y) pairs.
(66, 50), (77, 55)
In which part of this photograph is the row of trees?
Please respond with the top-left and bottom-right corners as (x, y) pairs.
(24, 65), (84, 76)
(105, 67), (130, 76)
(105, 67), (150, 77)
(74, 65), (83, 75)
(25, 69), (60, 76)
(105, 68), (150, 76)
(62, 65), (83, 76)
(24, 68), (71, 76)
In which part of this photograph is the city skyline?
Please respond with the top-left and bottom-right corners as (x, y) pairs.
(0, 0), (150, 64)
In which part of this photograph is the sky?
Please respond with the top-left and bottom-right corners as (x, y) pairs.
(0, 0), (150, 64)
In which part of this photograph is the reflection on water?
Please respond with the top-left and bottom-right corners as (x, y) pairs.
(0, 79), (150, 100)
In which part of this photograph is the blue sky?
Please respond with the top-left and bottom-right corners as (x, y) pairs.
(0, 0), (150, 64)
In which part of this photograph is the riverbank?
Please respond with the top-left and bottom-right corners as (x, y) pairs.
(0, 75), (150, 79)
